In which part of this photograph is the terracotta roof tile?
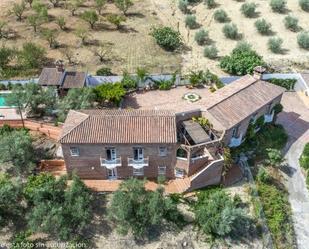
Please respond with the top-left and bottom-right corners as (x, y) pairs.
(207, 80), (285, 129)
(60, 109), (177, 144)
(38, 68), (63, 86)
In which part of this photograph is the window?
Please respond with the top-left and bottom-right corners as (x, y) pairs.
(70, 147), (79, 156)
(133, 147), (144, 160)
(175, 168), (185, 178)
(158, 166), (166, 175)
(159, 147), (167, 157)
(106, 147), (116, 161)
(133, 167), (144, 176)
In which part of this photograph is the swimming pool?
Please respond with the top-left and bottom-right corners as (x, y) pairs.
(0, 95), (7, 107)
(0, 92), (11, 108)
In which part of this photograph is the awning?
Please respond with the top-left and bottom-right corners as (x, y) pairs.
(182, 120), (211, 144)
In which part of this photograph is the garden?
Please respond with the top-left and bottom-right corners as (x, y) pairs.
(231, 111), (297, 249)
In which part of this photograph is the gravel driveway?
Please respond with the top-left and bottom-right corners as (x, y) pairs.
(277, 92), (309, 249)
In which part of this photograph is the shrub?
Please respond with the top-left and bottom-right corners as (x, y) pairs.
(94, 83), (126, 105)
(96, 67), (113, 76)
(178, 0), (189, 13)
(297, 31), (309, 50)
(18, 42), (46, 69)
(151, 26), (182, 51)
(185, 15), (198, 29)
(194, 28), (208, 45)
(205, 0), (216, 9)
(214, 9), (229, 22)
(270, 0), (286, 13)
(257, 166), (271, 183)
(267, 78), (297, 90)
(255, 18), (272, 35)
(265, 148), (285, 167)
(194, 188), (252, 238)
(11, 231), (34, 249)
(121, 71), (137, 90)
(299, 0), (309, 11)
(299, 143), (309, 170)
(268, 37), (283, 53)
(204, 45), (218, 59)
(284, 15), (299, 32)
(240, 2), (257, 18)
(154, 79), (174, 90)
(222, 23), (239, 39)
(257, 181), (293, 248)
(220, 42), (264, 75)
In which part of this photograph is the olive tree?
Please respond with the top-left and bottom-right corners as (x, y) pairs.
(0, 129), (35, 175)
(107, 14), (126, 29)
(41, 28), (58, 48)
(25, 174), (93, 241)
(81, 10), (99, 29)
(17, 42), (46, 69)
(74, 27), (90, 45)
(56, 16), (66, 30)
(66, 0), (85, 16)
(27, 14), (42, 32)
(108, 179), (182, 239)
(95, 0), (106, 15)
(11, 1), (26, 21)
(92, 42), (112, 63)
(114, 0), (133, 15)
(0, 174), (23, 228)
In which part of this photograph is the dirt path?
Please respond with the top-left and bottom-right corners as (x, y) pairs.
(277, 92), (309, 249)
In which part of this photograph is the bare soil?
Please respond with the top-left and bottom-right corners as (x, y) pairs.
(150, 0), (309, 74)
(0, 0), (182, 76)
(1, 0), (308, 76)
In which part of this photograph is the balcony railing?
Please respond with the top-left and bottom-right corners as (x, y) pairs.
(100, 157), (121, 169)
(128, 157), (149, 169)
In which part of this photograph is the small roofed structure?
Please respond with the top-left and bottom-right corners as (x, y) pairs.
(38, 61), (87, 92)
(182, 120), (211, 145)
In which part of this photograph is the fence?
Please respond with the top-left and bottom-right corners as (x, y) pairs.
(0, 119), (62, 140)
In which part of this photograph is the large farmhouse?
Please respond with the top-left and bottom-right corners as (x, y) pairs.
(58, 68), (285, 192)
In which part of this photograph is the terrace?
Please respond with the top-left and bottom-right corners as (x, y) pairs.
(122, 85), (218, 113)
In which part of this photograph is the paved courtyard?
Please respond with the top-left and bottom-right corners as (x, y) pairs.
(277, 92), (309, 249)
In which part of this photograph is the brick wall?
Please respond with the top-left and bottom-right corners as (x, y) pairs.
(222, 95), (283, 145)
(62, 143), (178, 180)
(188, 158), (224, 191)
(0, 119), (62, 140)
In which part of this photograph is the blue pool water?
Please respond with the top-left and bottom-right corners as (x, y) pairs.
(0, 94), (8, 107)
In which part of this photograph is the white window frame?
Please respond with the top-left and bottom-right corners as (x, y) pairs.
(70, 147), (79, 157)
(133, 167), (144, 176)
(158, 165), (166, 175)
(175, 168), (185, 178)
(159, 146), (167, 157)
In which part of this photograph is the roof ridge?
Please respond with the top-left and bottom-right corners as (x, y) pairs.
(207, 75), (257, 110)
(59, 110), (89, 142)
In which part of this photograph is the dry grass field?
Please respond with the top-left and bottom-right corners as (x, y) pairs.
(0, 0), (308, 77)
(0, 0), (182, 76)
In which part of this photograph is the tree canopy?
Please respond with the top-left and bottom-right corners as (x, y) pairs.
(194, 188), (252, 238)
(220, 42), (265, 75)
(25, 173), (93, 241)
(0, 129), (35, 175)
(94, 82), (126, 106)
(0, 174), (23, 228)
(57, 88), (96, 122)
(108, 178), (183, 239)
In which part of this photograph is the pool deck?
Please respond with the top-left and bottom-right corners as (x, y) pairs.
(0, 108), (24, 120)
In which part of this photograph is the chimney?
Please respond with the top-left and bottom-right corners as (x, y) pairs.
(55, 60), (65, 72)
(253, 66), (266, 80)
